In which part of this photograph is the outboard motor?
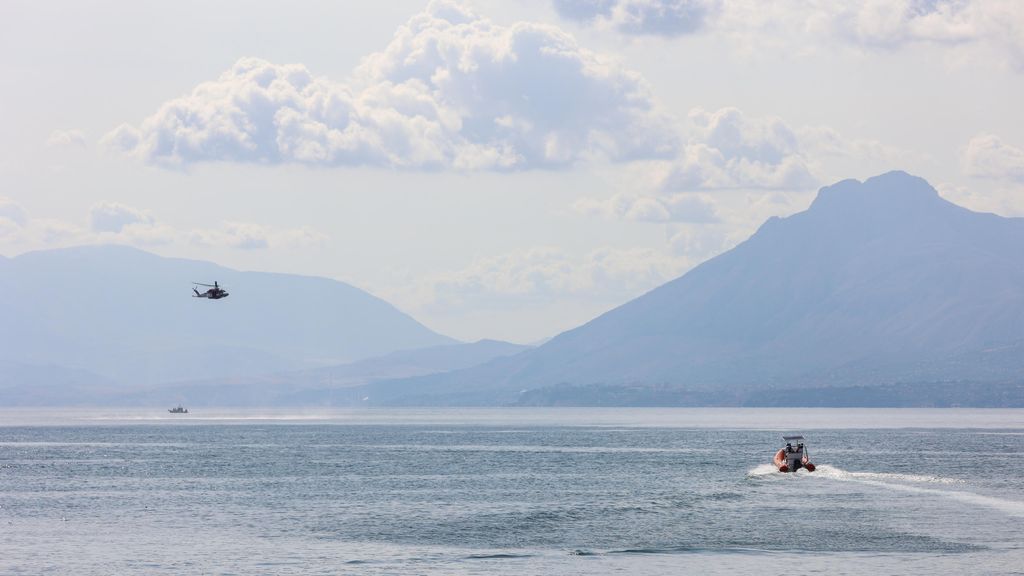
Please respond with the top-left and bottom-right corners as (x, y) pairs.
(786, 447), (804, 471)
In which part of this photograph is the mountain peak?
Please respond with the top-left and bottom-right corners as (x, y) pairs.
(360, 171), (1024, 406)
(808, 170), (944, 216)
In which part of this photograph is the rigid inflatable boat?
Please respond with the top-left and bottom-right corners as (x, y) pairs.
(773, 435), (815, 473)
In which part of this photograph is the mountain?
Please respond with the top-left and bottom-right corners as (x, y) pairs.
(359, 171), (1024, 406)
(0, 363), (118, 406)
(122, 339), (532, 407)
(0, 245), (454, 389)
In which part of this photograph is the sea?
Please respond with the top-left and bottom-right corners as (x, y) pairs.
(1, 408), (1022, 575)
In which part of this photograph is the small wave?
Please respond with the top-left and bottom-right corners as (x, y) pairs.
(463, 553), (533, 560)
(707, 491), (744, 501)
(607, 546), (689, 555)
(592, 546), (783, 556)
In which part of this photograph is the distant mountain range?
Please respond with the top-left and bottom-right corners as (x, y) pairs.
(4, 171), (1023, 407)
(122, 339), (531, 407)
(356, 171), (1024, 406)
(0, 245), (455, 396)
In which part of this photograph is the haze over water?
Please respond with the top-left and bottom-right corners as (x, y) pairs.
(2, 408), (1022, 575)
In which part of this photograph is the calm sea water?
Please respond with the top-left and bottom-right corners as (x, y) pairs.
(1, 409), (1022, 575)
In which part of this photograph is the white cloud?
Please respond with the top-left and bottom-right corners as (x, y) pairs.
(0, 197), (28, 227)
(1, 218), (89, 247)
(90, 202), (155, 233)
(797, 124), (912, 164)
(667, 225), (729, 259)
(749, 1), (1024, 69)
(574, 191), (718, 222)
(963, 133), (1024, 181)
(189, 221), (328, 250)
(105, 1), (677, 170)
(552, 0), (721, 37)
(0, 205), (90, 246)
(88, 202), (176, 246)
(660, 107), (818, 191)
(39, 220), (85, 244)
(569, 106), (857, 243)
(0, 200), (326, 252)
(190, 222), (269, 250)
(556, 1), (1024, 70)
(45, 129), (87, 148)
(821, 1), (980, 48)
(400, 245), (687, 310)
(937, 180), (1024, 216)
(0, 219), (19, 239)
(815, 0), (1023, 68)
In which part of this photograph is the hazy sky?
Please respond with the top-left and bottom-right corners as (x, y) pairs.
(3, 0), (1023, 343)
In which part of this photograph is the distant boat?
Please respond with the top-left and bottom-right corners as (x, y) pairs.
(168, 405), (188, 414)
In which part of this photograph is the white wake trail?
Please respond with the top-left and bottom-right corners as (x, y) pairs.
(745, 464), (780, 477)
(812, 465), (1024, 519)
(812, 464), (962, 485)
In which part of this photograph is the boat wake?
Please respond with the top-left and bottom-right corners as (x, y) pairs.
(747, 462), (1024, 518)
(812, 465), (962, 485)
(746, 463), (821, 478)
(812, 465), (1024, 518)
(746, 464), (782, 477)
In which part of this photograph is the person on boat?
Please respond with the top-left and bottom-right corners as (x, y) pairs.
(785, 443), (793, 453)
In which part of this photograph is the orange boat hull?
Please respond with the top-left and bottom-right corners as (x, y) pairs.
(774, 449), (789, 472)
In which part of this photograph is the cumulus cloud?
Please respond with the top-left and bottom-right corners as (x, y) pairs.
(33, 219), (88, 245)
(668, 225), (729, 259)
(105, 1), (677, 170)
(552, 0), (720, 37)
(89, 202), (155, 233)
(0, 199), (28, 239)
(0, 197), (28, 227)
(817, 0), (1018, 53)
(963, 133), (1024, 181)
(405, 245), (686, 309)
(0, 200), (328, 251)
(571, 106), (897, 234)
(556, 1), (1024, 70)
(575, 191), (718, 222)
(46, 129), (87, 148)
(190, 222), (269, 250)
(937, 180), (1024, 216)
(570, 107), (856, 232)
(189, 221), (327, 250)
(88, 203), (180, 245)
(660, 107), (818, 191)
(743, 1), (1024, 69)
(797, 124), (912, 164)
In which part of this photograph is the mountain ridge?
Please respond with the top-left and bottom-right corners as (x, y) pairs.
(0, 244), (455, 388)
(354, 171), (1024, 405)
(107, 338), (532, 408)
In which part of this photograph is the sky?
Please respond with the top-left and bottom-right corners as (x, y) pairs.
(2, 0), (1023, 344)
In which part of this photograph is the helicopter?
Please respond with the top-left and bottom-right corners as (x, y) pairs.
(193, 281), (229, 300)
